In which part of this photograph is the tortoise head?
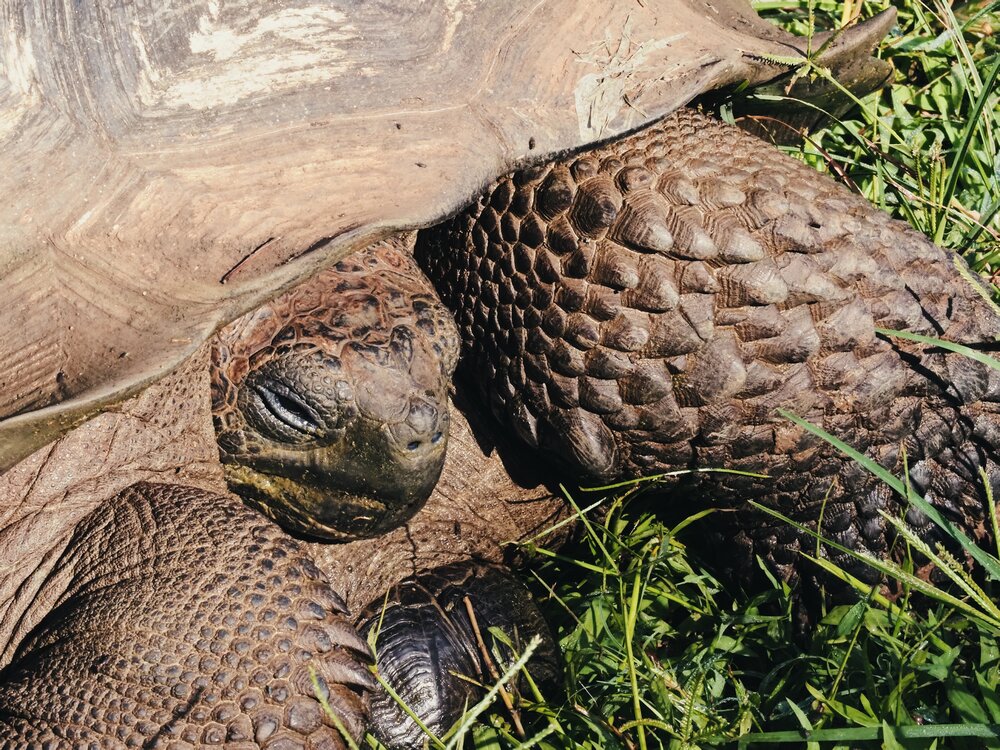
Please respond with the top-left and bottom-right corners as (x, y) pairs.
(210, 242), (460, 541)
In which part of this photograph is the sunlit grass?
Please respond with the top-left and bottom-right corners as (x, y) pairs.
(753, 0), (1000, 268)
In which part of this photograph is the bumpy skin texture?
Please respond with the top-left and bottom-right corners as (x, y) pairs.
(0, 482), (374, 749)
(358, 562), (561, 749)
(416, 108), (1000, 589)
(212, 237), (460, 540)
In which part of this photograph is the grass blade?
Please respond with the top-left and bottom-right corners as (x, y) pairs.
(778, 409), (1000, 582)
(937, 54), (1000, 244)
(876, 327), (1000, 371)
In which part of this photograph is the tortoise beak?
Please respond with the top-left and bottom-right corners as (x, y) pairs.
(221, 462), (434, 541)
(221, 409), (450, 541)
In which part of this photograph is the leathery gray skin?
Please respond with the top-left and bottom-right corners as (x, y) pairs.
(211, 238), (460, 541)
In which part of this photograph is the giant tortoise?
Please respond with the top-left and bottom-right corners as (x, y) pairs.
(2, 0), (997, 747)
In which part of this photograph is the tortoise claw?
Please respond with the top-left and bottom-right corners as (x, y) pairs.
(358, 561), (561, 749)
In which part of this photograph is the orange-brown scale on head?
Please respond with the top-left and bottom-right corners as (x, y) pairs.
(211, 237), (459, 542)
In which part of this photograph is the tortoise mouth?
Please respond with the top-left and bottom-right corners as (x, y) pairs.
(222, 463), (431, 541)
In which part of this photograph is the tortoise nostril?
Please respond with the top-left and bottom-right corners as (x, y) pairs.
(431, 432), (443, 444)
(407, 440), (421, 451)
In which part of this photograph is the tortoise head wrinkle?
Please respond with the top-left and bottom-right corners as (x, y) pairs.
(210, 238), (459, 541)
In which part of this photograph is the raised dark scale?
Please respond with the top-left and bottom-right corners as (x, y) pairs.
(416, 108), (1000, 590)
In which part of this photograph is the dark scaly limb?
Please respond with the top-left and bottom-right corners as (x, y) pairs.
(415, 108), (1000, 592)
(0, 482), (374, 748)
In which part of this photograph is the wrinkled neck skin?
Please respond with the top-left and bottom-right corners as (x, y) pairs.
(0, 348), (225, 667)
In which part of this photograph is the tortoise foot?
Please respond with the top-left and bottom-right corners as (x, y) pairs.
(359, 561), (560, 748)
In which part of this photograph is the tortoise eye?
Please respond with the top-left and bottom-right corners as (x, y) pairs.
(252, 380), (322, 438)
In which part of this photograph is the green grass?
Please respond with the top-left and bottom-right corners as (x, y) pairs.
(758, 0), (1000, 264)
(359, 0), (1000, 746)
